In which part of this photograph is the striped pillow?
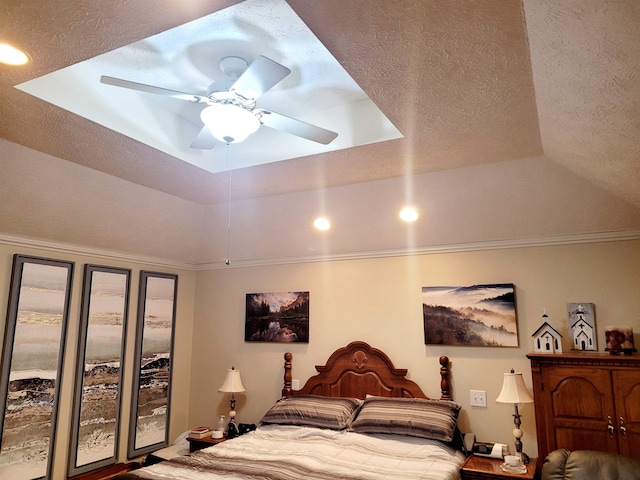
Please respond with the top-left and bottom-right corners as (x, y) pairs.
(349, 397), (461, 442)
(260, 395), (363, 430)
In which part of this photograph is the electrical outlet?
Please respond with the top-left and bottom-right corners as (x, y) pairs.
(292, 379), (300, 390)
(470, 389), (487, 407)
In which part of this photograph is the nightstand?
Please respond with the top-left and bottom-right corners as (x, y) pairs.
(68, 462), (140, 479)
(461, 455), (537, 480)
(186, 435), (226, 452)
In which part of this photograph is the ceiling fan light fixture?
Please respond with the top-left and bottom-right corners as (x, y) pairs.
(200, 103), (260, 144)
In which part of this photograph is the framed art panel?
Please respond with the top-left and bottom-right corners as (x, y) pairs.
(568, 302), (597, 351)
(68, 265), (131, 477)
(245, 292), (309, 343)
(422, 283), (518, 347)
(0, 255), (74, 480)
(127, 271), (177, 458)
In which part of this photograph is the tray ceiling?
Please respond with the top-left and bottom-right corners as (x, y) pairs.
(1, 0), (639, 265)
(15, 0), (401, 174)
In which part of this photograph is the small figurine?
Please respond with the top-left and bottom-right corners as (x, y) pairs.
(532, 308), (563, 353)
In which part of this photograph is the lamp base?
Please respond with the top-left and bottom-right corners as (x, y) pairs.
(520, 451), (530, 464)
(226, 421), (238, 439)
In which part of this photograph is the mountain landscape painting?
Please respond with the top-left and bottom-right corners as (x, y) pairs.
(422, 284), (518, 347)
(245, 292), (309, 343)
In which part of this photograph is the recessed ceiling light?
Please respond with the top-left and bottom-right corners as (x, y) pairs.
(313, 217), (331, 231)
(0, 44), (29, 65)
(399, 207), (419, 222)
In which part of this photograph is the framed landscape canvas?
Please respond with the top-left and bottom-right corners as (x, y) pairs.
(0, 255), (74, 480)
(68, 265), (131, 477)
(128, 271), (177, 458)
(422, 283), (518, 347)
(245, 292), (309, 343)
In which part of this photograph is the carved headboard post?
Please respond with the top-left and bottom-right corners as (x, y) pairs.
(439, 355), (452, 401)
(282, 352), (293, 397)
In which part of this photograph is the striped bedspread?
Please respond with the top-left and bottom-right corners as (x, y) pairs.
(119, 425), (465, 480)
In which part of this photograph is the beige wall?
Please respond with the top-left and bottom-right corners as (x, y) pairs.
(0, 241), (195, 479)
(1, 236), (638, 473)
(191, 239), (640, 459)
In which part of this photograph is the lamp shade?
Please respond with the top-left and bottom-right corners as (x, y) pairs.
(496, 370), (534, 405)
(218, 367), (246, 394)
(200, 103), (260, 144)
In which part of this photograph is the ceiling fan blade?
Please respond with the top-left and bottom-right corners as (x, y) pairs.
(100, 75), (207, 103)
(189, 125), (217, 149)
(259, 110), (338, 145)
(231, 56), (291, 100)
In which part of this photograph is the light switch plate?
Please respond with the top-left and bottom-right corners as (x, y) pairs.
(292, 379), (300, 390)
(470, 389), (487, 407)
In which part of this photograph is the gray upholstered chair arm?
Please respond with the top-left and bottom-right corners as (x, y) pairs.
(541, 449), (640, 480)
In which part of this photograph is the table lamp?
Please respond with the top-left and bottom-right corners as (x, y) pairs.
(495, 369), (534, 464)
(218, 366), (245, 438)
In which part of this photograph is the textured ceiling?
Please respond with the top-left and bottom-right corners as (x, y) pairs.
(523, 0), (640, 207)
(1, 0), (546, 205)
(1, 0), (639, 265)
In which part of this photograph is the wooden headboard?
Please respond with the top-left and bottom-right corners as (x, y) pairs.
(282, 341), (452, 400)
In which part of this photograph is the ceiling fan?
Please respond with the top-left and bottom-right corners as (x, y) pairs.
(100, 55), (338, 147)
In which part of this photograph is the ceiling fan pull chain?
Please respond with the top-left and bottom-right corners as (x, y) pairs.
(225, 143), (232, 266)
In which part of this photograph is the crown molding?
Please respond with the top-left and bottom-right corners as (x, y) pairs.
(0, 233), (193, 271)
(2, 230), (639, 273)
(194, 230), (640, 270)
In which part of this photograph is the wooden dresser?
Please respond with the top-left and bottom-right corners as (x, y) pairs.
(527, 352), (640, 462)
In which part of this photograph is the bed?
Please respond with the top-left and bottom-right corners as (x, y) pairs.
(116, 341), (465, 480)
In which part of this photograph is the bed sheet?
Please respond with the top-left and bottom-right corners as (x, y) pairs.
(119, 425), (465, 480)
